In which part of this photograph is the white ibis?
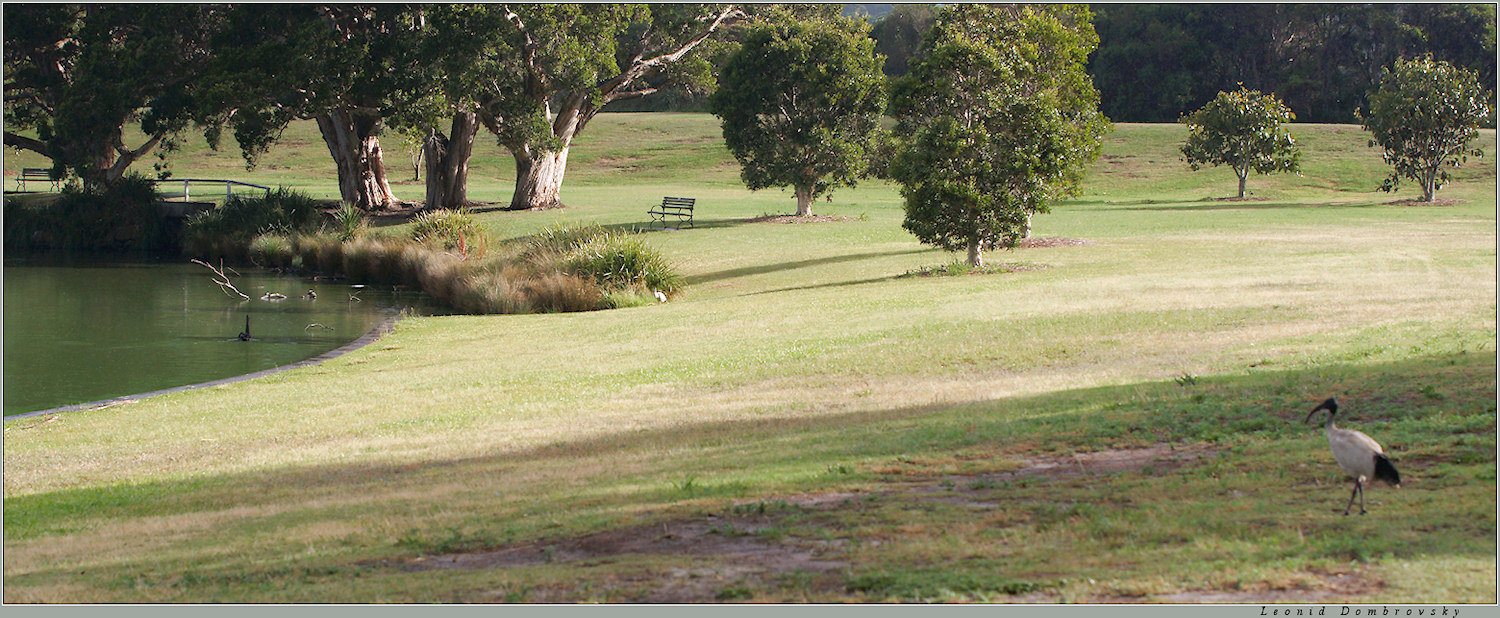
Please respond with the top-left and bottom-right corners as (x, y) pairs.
(1306, 397), (1401, 515)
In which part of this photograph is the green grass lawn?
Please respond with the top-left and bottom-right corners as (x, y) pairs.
(3, 115), (1495, 603)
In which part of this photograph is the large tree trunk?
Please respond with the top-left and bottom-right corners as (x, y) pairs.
(423, 112), (478, 210)
(966, 237), (984, 268)
(66, 126), (165, 187)
(1236, 165), (1249, 199)
(510, 144), (571, 211)
(1021, 212), (1033, 240)
(489, 6), (744, 213)
(316, 108), (397, 210)
(794, 184), (814, 217)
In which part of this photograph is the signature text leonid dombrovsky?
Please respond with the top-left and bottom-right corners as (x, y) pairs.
(1262, 607), (1461, 617)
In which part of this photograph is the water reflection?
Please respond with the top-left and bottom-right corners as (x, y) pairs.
(3, 259), (445, 416)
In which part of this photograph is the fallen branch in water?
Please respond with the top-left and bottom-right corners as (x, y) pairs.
(191, 258), (249, 300)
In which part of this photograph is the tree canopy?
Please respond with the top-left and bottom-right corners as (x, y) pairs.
(428, 4), (744, 211)
(3, 4), (215, 186)
(1180, 87), (1302, 199)
(890, 4), (1108, 268)
(1361, 56), (1490, 202)
(709, 14), (886, 216)
(1088, 4), (1496, 123)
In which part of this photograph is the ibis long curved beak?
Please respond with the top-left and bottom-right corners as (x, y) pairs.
(1305, 397), (1338, 423)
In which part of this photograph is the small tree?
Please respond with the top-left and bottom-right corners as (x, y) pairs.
(1360, 56), (1489, 202)
(890, 5), (1107, 267)
(709, 16), (886, 217)
(1179, 88), (1302, 199)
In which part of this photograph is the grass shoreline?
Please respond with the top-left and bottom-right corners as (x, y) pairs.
(3, 116), (1494, 603)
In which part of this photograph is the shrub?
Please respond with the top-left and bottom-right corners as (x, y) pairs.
(410, 208), (485, 255)
(183, 188), (322, 258)
(341, 239), (371, 282)
(453, 271), (532, 315)
(247, 233), (295, 269)
(4, 174), (168, 254)
(329, 202), (367, 242)
(525, 222), (610, 258)
(564, 232), (684, 296)
(413, 250), (465, 303)
(525, 272), (604, 313)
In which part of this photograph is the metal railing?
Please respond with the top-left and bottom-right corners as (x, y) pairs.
(151, 178), (273, 202)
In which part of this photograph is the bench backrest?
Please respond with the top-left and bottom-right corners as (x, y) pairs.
(21, 168), (50, 177)
(661, 197), (695, 209)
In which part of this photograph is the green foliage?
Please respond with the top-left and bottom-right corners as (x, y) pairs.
(329, 202), (367, 242)
(1091, 4), (1497, 123)
(709, 16), (887, 214)
(424, 4), (743, 209)
(246, 233), (295, 269)
(3, 5), (212, 185)
(563, 232), (684, 296)
(2, 173), (167, 254)
(1361, 56), (1490, 201)
(409, 208), (484, 254)
(868, 5), (936, 77)
(527, 224), (684, 296)
(1179, 87), (1302, 198)
(182, 188), (322, 258)
(890, 4), (1108, 266)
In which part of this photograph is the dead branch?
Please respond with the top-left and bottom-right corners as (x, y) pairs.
(191, 258), (250, 300)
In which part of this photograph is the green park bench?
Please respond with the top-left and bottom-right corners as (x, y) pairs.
(17, 168), (57, 192)
(648, 196), (695, 230)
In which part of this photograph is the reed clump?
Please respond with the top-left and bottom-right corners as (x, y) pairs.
(185, 195), (682, 315)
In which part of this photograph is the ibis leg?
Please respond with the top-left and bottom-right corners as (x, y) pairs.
(1343, 480), (1360, 516)
(1358, 479), (1367, 515)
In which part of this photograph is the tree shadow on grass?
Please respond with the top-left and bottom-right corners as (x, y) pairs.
(685, 248), (930, 286)
(1065, 197), (1380, 212)
(6, 352), (1494, 600)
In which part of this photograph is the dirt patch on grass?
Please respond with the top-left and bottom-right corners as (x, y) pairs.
(1018, 236), (1092, 249)
(1387, 198), (1460, 207)
(905, 443), (1221, 507)
(399, 509), (848, 602)
(1000, 443), (1219, 479)
(1087, 570), (1382, 603)
(746, 214), (859, 224)
(389, 445), (1222, 601)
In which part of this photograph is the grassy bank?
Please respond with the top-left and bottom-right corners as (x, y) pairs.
(3, 116), (1495, 602)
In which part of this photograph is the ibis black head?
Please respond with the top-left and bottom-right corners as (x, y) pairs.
(1305, 397), (1339, 423)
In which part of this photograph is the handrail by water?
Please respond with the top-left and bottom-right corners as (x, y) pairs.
(151, 178), (273, 202)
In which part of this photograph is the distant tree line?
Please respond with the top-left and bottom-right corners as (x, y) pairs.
(1088, 3), (1495, 123)
(868, 4), (1496, 124)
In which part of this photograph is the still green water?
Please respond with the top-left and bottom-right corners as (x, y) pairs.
(3, 260), (442, 416)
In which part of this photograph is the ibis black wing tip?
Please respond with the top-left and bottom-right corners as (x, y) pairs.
(1374, 453), (1401, 486)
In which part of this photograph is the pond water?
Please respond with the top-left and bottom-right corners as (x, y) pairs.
(3, 259), (445, 416)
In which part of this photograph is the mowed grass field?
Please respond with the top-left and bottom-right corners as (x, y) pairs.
(3, 114), (1495, 603)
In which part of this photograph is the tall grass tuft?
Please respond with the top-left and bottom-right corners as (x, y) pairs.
(247, 233), (295, 269)
(329, 202), (367, 242)
(184, 188), (322, 259)
(525, 272), (604, 313)
(564, 232), (684, 296)
(522, 223), (684, 298)
(411, 208), (485, 256)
